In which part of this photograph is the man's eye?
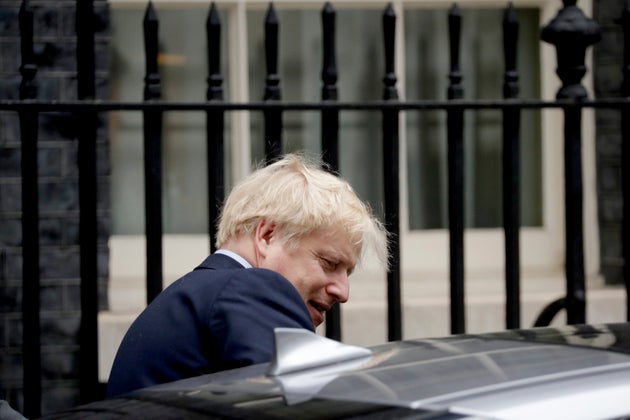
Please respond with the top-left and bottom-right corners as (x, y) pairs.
(320, 258), (336, 271)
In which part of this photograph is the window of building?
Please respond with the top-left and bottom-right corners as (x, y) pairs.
(106, 0), (599, 292)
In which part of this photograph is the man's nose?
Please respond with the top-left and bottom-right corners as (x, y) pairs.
(326, 272), (349, 303)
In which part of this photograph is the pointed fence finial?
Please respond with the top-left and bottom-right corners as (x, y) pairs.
(447, 3), (463, 100)
(321, 2), (338, 101)
(503, 2), (519, 99)
(19, 0), (37, 100)
(618, 0), (630, 96)
(382, 3), (398, 100)
(541, 0), (601, 99)
(143, 1), (161, 100)
(206, 2), (223, 101)
(263, 2), (282, 161)
(264, 2), (280, 101)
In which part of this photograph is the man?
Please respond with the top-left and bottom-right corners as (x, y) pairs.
(106, 153), (388, 397)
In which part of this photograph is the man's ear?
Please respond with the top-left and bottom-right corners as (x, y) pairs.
(254, 219), (275, 257)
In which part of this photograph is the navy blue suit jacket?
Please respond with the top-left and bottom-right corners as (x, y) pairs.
(106, 253), (314, 397)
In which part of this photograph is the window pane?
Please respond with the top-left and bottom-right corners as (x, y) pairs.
(109, 4), (542, 235)
(405, 7), (542, 229)
(247, 8), (385, 214)
(110, 5), (230, 234)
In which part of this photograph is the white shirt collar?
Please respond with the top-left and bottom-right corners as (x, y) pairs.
(215, 249), (253, 268)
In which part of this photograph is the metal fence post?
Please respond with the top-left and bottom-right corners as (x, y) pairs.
(447, 4), (465, 334)
(320, 1), (342, 341)
(619, 0), (630, 322)
(263, 3), (282, 161)
(382, 3), (402, 341)
(76, 0), (101, 403)
(321, 1), (339, 171)
(541, 0), (601, 325)
(206, 2), (224, 253)
(18, 1), (41, 416)
(143, 1), (164, 303)
(502, 3), (521, 329)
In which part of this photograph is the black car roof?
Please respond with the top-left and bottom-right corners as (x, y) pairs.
(43, 323), (630, 419)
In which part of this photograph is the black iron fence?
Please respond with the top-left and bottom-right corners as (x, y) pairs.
(2, 0), (630, 416)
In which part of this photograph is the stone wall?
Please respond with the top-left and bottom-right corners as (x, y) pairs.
(593, 0), (625, 285)
(0, 1), (110, 415)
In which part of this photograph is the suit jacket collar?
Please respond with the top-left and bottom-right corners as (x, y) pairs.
(196, 252), (247, 271)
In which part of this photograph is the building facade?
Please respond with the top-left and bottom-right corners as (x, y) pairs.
(0, 0), (627, 415)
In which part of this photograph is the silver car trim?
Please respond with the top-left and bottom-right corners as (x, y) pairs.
(267, 328), (372, 376)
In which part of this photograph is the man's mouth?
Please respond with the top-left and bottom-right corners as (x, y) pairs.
(310, 300), (330, 313)
(308, 300), (331, 325)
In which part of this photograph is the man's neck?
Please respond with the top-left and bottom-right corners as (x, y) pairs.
(219, 236), (257, 268)
(215, 249), (252, 268)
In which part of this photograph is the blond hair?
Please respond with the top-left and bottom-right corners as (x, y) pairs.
(216, 154), (388, 266)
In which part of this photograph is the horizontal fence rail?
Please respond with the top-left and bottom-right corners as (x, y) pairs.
(5, 98), (630, 111)
(5, 0), (630, 415)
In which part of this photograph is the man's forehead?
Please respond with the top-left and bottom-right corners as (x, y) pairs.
(317, 235), (359, 264)
(289, 226), (359, 257)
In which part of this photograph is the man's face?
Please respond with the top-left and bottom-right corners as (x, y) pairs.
(257, 222), (358, 327)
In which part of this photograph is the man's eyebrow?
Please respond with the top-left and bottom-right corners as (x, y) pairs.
(330, 252), (357, 274)
(317, 242), (358, 266)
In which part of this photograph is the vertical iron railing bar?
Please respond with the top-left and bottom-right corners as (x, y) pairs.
(540, 0), (600, 325)
(502, 3), (521, 329)
(620, 1), (630, 321)
(206, 2), (224, 254)
(447, 3), (465, 334)
(562, 103), (586, 324)
(321, 1), (339, 171)
(76, 0), (100, 403)
(320, 1), (342, 341)
(18, 1), (41, 416)
(382, 3), (402, 341)
(143, 1), (164, 303)
(263, 3), (282, 161)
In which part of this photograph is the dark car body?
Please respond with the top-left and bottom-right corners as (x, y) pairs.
(44, 323), (630, 419)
